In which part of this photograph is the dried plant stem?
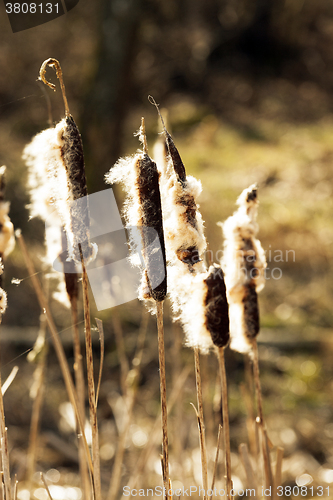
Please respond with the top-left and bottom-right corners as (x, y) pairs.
(27, 323), (47, 481)
(16, 232), (94, 480)
(252, 340), (273, 495)
(156, 301), (170, 500)
(0, 370), (11, 500)
(112, 311), (129, 397)
(209, 425), (222, 500)
(217, 347), (232, 500)
(272, 447), (284, 500)
(71, 297), (90, 500)
(41, 473), (54, 500)
(80, 251), (101, 500)
(108, 309), (148, 500)
(125, 365), (191, 495)
(194, 348), (208, 500)
(239, 443), (257, 496)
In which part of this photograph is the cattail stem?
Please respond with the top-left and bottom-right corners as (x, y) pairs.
(156, 301), (170, 500)
(79, 247), (101, 500)
(16, 232), (94, 481)
(218, 347), (232, 500)
(252, 340), (273, 496)
(71, 297), (90, 500)
(194, 348), (208, 500)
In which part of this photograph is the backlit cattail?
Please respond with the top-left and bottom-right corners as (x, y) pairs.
(220, 184), (266, 355)
(25, 58), (96, 265)
(149, 96), (206, 268)
(106, 118), (167, 304)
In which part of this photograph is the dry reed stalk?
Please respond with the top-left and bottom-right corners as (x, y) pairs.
(41, 473), (54, 500)
(209, 424), (222, 499)
(252, 340), (273, 495)
(218, 348), (232, 500)
(70, 294), (90, 500)
(193, 348), (208, 500)
(272, 447), (284, 500)
(124, 364), (191, 496)
(79, 249), (101, 500)
(16, 231), (94, 482)
(26, 316), (47, 481)
(157, 301), (170, 500)
(0, 370), (11, 500)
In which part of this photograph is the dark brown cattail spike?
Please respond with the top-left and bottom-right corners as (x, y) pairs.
(39, 58), (70, 117)
(135, 128), (167, 301)
(148, 95), (186, 185)
(204, 264), (230, 348)
(243, 284), (259, 340)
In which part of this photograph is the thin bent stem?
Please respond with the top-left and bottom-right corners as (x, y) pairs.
(16, 232), (94, 482)
(218, 347), (232, 500)
(252, 339), (273, 495)
(156, 301), (170, 500)
(194, 348), (208, 500)
(80, 249), (101, 500)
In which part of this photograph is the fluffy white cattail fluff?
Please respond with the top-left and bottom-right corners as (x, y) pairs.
(23, 119), (97, 264)
(150, 103), (229, 353)
(0, 260), (7, 317)
(220, 184), (266, 354)
(106, 121), (167, 305)
(0, 167), (15, 258)
(168, 263), (229, 354)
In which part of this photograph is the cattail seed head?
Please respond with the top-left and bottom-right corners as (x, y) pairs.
(220, 184), (266, 354)
(106, 119), (167, 305)
(204, 264), (230, 349)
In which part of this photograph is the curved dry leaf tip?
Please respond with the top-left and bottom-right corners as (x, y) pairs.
(38, 58), (70, 117)
(140, 117), (149, 154)
(148, 95), (168, 135)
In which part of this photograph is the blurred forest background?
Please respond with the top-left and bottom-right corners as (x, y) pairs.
(1, 0), (333, 498)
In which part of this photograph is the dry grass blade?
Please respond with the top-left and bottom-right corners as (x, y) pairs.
(111, 312), (129, 397)
(1, 366), (18, 396)
(0, 381), (11, 500)
(209, 424), (222, 499)
(193, 348), (208, 500)
(239, 443), (257, 496)
(16, 231), (94, 481)
(13, 475), (18, 500)
(80, 248), (101, 500)
(95, 319), (105, 407)
(40, 473), (54, 500)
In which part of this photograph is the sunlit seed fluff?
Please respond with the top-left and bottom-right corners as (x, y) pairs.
(0, 260), (7, 316)
(23, 118), (97, 265)
(106, 130), (167, 304)
(155, 139), (206, 268)
(220, 184), (266, 354)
